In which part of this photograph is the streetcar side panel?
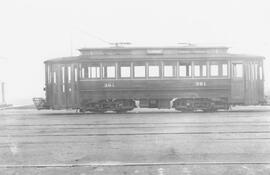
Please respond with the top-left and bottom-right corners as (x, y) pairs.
(79, 79), (230, 108)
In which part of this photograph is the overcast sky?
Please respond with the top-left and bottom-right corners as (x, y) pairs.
(0, 0), (269, 105)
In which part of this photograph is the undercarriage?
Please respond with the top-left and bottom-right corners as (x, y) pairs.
(80, 99), (136, 113)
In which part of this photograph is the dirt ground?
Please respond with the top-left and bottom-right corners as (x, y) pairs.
(1, 107), (270, 174)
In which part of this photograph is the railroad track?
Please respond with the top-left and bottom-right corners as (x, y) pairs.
(2, 110), (270, 118)
(1, 130), (270, 137)
(1, 161), (270, 168)
(1, 121), (270, 137)
(1, 110), (270, 174)
(2, 120), (270, 126)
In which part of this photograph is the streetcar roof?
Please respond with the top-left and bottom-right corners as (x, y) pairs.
(44, 46), (265, 63)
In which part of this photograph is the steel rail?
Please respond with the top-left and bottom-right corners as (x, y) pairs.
(1, 130), (270, 137)
(1, 161), (270, 168)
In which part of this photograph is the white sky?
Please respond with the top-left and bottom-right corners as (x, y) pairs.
(0, 0), (269, 105)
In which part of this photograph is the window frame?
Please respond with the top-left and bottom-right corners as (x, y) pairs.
(179, 61), (192, 78)
(222, 63), (228, 77)
(232, 63), (243, 79)
(47, 65), (52, 84)
(193, 61), (207, 78)
(259, 64), (263, 80)
(53, 71), (57, 84)
(68, 66), (71, 83)
(133, 62), (146, 78)
(118, 63), (132, 79)
(74, 67), (78, 82)
(163, 61), (177, 78)
(210, 64), (219, 77)
(102, 63), (116, 79)
(88, 65), (101, 79)
(148, 63), (161, 78)
(61, 66), (65, 93)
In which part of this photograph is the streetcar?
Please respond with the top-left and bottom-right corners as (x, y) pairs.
(37, 45), (265, 113)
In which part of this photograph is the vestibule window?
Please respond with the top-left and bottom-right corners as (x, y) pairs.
(53, 72), (56, 84)
(68, 66), (71, 83)
(61, 66), (65, 93)
(179, 62), (192, 77)
(259, 66), (263, 80)
(47, 65), (51, 84)
(61, 67), (65, 84)
(232, 63), (243, 78)
(250, 63), (254, 80)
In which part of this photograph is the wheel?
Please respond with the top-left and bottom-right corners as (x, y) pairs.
(95, 110), (106, 114)
(181, 109), (193, 113)
(114, 110), (127, 114)
(203, 107), (217, 113)
(79, 108), (86, 113)
(175, 108), (193, 112)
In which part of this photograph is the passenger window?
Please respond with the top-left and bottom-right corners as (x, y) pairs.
(88, 66), (100, 78)
(120, 66), (131, 78)
(163, 62), (176, 77)
(222, 64), (228, 76)
(233, 63), (243, 78)
(202, 65), (207, 76)
(103, 65), (116, 78)
(134, 65), (146, 78)
(164, 65), (174, 77)
(179, 62), (192, 77)
(194, 63), (207, 77)
(194, 65), (200, 77)
(148, 65), (160, 77)
(210, 64), (219, 76)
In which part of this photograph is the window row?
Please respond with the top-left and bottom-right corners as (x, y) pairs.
(80, 61), (229, 79)
(46, 61), (263, 85)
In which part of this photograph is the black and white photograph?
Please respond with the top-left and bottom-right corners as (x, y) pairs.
(0, 0), (270, 174)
